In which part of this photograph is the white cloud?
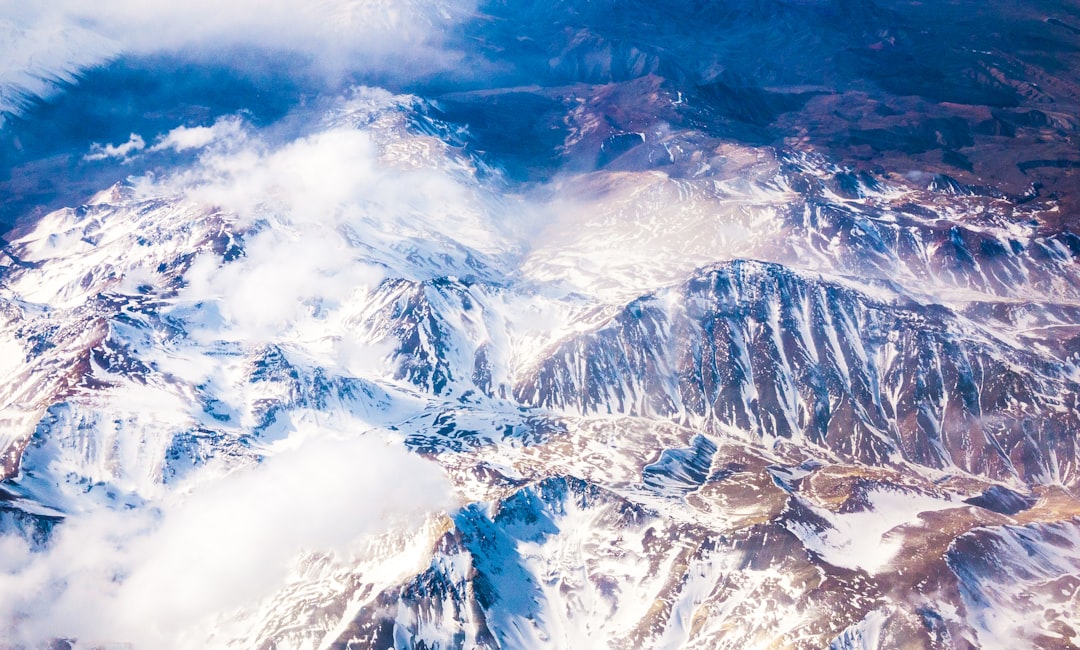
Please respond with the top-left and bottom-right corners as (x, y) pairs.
(63, 0), (469, 56)
(83, 133), (146, 161)
(0, 433), (455, 648)
(150, 117), (246, 153)
(136, 94), (510, 351)
(0, 90), (503, 648)
(148, 122), (418, 344)
(0, 0), (477, 112)
(0, 15), (118, 114)
(178, 226), (386, 344)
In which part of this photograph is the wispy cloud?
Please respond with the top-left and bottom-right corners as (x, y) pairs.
(83, 133), (146, 161)
(0, 0), (477, 114)
(149, 117), (246, 153)
(0, 14), (117, 115)
(0, 433), (454, 647)
(0, 89), (494, 647)
(10, 85), (523, 639)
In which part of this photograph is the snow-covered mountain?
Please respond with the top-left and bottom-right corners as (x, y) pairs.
(2, 1), (1080, 648)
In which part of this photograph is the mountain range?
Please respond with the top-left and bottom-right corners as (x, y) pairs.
(2, 1), (1080, 648)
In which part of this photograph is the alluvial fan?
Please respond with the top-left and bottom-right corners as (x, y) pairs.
(2, 1), (1080, 648)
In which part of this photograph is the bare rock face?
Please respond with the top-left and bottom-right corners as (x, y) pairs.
(517, 259), (1080, 487)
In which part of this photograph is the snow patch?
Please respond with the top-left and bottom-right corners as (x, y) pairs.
(786, 487), (956, 573)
